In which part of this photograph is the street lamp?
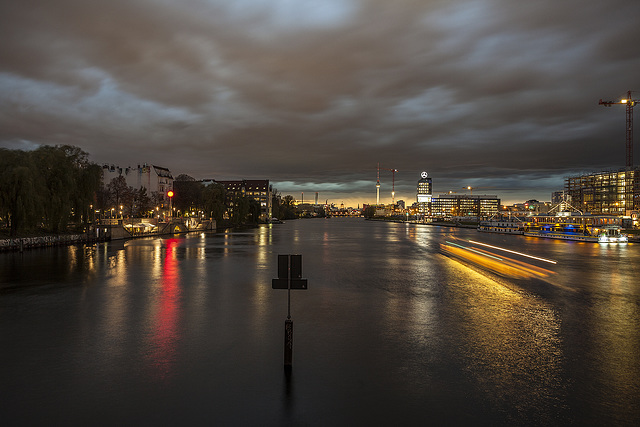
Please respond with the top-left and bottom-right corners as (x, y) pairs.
(167, 190), (174, 220)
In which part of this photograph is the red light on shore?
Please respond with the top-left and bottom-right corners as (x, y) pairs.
(167, 190), (174, 198)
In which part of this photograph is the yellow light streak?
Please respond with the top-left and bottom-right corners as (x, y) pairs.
(445, 241), (503, 261)
(468, 240), (557, 264)
(441, 243), (556, 279)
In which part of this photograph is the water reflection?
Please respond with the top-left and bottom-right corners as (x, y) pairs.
(441, 257), (564, 423)
(147, 238), (181, 379)
(2, 220), (640, 425)
(589, 284), (640, 423)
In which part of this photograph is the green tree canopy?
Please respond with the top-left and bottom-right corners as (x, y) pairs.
(0, 145), (101, 235)
(202, 183), (226, 223)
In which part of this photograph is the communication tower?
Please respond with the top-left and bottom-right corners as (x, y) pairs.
(376, 163), (381, 205)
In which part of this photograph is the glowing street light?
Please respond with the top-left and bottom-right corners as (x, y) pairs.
(167, 190), (174, 219)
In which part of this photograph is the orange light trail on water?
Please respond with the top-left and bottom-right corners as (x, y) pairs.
(468, 240), (557, 264)
(440, 240), (557, 279)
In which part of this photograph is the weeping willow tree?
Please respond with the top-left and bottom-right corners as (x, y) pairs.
(0, 145), (102, 236)
(0, 148), (42, 236)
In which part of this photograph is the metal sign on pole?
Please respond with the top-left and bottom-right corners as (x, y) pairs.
(272, 254), (308, 368)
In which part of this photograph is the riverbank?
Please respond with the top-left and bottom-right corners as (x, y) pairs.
(0, 219), (217, 252)
(0, 233), (108, 252)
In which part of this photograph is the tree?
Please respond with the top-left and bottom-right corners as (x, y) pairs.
(173, 180), (203, 213)
(31, 145), (101, 233)
(133, 187), (152, 217)
(1, 145), (102, 235)
(106, 176), (131, 211)
(175, 174), (196, 182)
(231, 196), (250, 225)
(95, 186), (110, 217)
(279, 195), (298, 220)
(0, 149), (42, 235)
(248, 199), (261, 223)
(271, 191), (281, 219)
(32, 146), (75, 232)
(202, 183), (226, 223)
(72, 162), (101, 224)
(363, 205), (377, 218)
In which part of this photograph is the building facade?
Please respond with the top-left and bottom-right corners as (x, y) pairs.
(101, 163), (174, 203)
(565, 168), (640, 215)
(416, 171), (433, 215)
(207, 179), (273, 221)
(431, 194), (500, 219)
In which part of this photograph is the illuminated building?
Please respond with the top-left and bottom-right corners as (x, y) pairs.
(565, 168), (640, 215)
(207, 179), (273, 221)
(416, 171), (432, 215)
(431, 194), (500, 219)
(101, 163), (174, 202)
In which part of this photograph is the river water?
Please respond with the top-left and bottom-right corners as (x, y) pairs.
(1, 218), (639, 425)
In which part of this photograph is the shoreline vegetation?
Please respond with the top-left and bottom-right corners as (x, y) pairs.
(0, 144), (299, 250)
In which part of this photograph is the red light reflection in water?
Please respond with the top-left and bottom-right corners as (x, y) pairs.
(149, 238), (181, 379)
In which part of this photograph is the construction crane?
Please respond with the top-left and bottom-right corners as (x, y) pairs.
(599, 90), (638, 169)
(376, 164), (398, 205)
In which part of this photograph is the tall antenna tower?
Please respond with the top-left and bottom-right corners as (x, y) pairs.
(376, 163), (381, 205)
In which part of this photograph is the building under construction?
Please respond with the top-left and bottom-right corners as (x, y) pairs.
(565, 168), (640, 215)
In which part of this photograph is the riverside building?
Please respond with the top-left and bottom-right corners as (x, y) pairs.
(431, 194), (500, 219)
(416, 171), (433, 215)
(565, 167), (640, 215)
(101, 163), (174, 203)
(203, 179), (273, 221)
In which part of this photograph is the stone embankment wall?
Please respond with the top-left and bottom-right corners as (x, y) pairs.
(1, 219), (217, 251)
(0, 234), (105, 252)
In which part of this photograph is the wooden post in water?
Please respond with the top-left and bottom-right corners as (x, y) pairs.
(284, 318), (293, 367)
(272, 254), (308, 369)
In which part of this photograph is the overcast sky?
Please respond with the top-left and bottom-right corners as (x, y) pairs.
(1, 0), (639, 206)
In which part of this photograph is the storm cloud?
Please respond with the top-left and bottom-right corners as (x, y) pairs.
(1, 0), (638, 205)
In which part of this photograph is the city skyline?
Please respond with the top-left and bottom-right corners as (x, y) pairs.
(1, 1), (639, 207)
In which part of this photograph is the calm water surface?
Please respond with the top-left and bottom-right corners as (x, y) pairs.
(1, 218), (639, 425)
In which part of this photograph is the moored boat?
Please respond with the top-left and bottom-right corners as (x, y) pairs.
(478, 218), (524, 235)
(522, 213), (628, 243)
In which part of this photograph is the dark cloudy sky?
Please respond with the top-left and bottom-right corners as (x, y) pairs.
(1, 0), (639, 206)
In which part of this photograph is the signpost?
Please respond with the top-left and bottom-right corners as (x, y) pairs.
(272, 254), (308, 368)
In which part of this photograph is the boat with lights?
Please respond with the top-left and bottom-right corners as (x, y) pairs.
(521, 213), (628, 243)
(478, 217), (524, 235)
